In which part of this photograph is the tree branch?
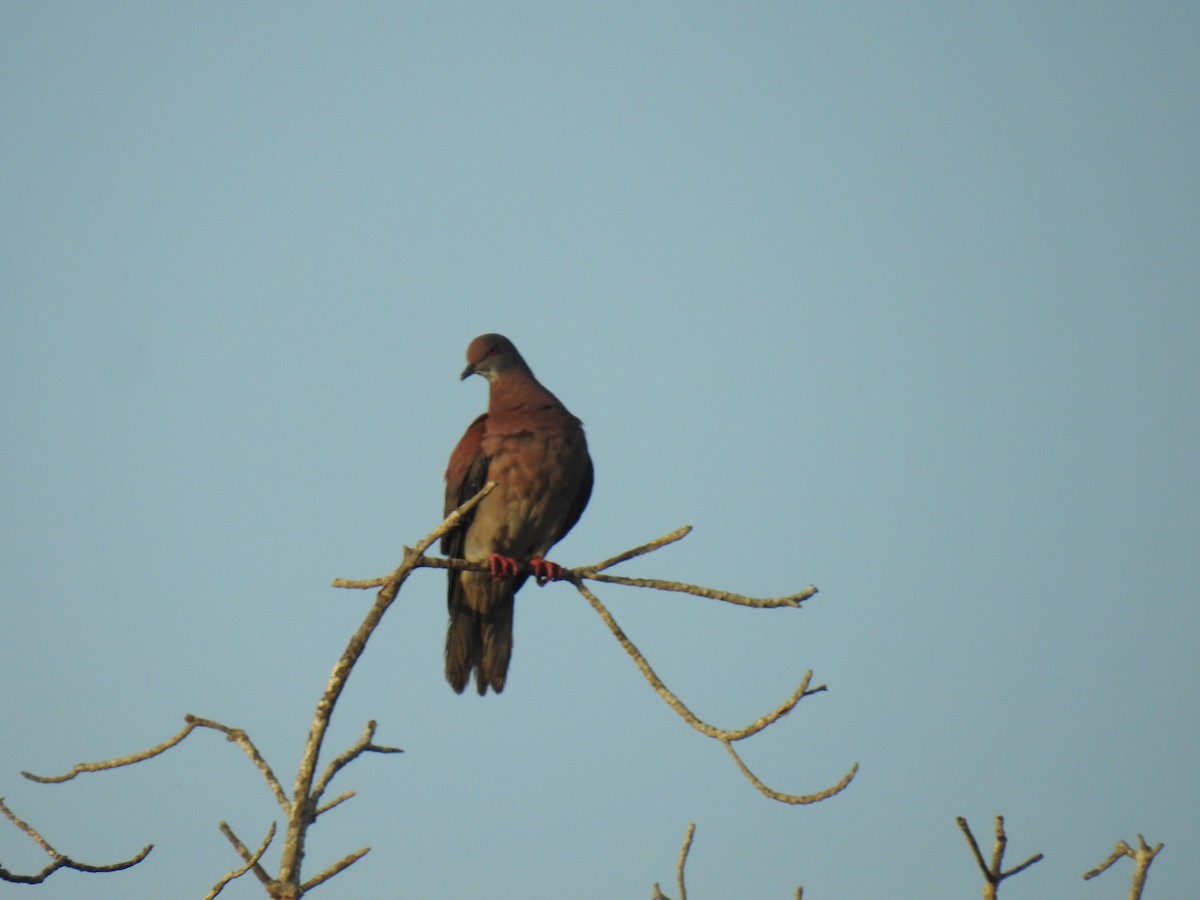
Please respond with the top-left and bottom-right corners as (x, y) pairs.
(311, 719), (402, 815)
(334, 520), (850, 806)
(572, 577), (855, 803)
(277, 482), (497, 890)
(300, 845), (371, 892)
(1082, 834), (1163, 900)
(0, 796), (152, 884)
(22, 714), (290, 815)
(208, 821), (275, 898)
(957, 816), (1043, 899)
(651, 822), (695, 900)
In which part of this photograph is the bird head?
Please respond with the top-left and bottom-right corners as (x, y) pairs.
(461, 333), (528, 382)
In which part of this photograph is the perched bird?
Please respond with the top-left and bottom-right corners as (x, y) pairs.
(443, 334), (593, 694)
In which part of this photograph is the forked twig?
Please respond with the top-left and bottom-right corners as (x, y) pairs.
(652, 822), (695, 900)
(0, 797), (152, 884)
(1083, 834), (1163, 900)
(957, 815), (1043, 899)
(311, 719), (402, 814)
(573, 578), (855, 804)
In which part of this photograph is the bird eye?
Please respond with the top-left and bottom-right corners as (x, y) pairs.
(487, 345), (498, 357)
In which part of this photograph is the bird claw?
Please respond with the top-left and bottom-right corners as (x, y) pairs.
(488, 553), (521, 578)
(529, 557), (564, 586)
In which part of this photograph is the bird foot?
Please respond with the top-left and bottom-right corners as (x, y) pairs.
(529, 557), (565, 586)
(487, 553), (522, 578)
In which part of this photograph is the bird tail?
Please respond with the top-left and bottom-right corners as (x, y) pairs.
(445, 574), (516, 695)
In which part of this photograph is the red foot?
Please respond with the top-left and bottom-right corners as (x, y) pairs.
(529, 557), (565, 586)
(488, 553), (521, 577)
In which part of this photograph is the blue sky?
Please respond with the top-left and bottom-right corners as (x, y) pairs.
(2, 3), (1197, 898)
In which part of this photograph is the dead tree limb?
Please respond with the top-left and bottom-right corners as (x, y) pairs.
(0, 796), (152, 884)
(1083, 834), (1163, 900)
(339, 522), (854, 805)
(957, 815), (1043, 899)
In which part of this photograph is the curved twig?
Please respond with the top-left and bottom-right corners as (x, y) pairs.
(723, 742), (858, 805)
(572, 579), (855, 803)
(21, 719), (199, 784)
(0, 797), (153, 884)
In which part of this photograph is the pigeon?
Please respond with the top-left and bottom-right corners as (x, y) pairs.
(442, 334), (593, 694)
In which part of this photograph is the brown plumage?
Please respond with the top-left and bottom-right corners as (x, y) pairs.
(442, 334), (593, 694)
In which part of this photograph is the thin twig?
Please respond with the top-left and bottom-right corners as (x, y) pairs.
(21, 720), (200, 784)
(576, 571), (818, 609)
(300, 846), (371, 892)
(651, 821), (695, 900)
(724, 741), (858, 805)
(207, 821), (275, 898)
(588, 525), (693, 572)
(675, 822), (695, 900)
(0, 797), (153, 884)
(314, 790), (356, 818)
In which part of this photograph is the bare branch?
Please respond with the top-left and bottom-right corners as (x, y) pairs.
(314, 790), (356, 818)
(675, 822), (694, 900)
(21, 715), (290, 814)
(588, 525), (693, 572)
(279, 482), (497, 888)
(188, 716), (290, 812)
(576, 570), (818, 609)
(957, 816), (1043, 899)
(651, 822), (694, 900)
(1083, 834), (1163, 900)
(336, 525), (818, 611)
(573, 577), (855, 803)
(311, 719), (402, 814)
(21, 719), (199, 784)
(207, 821), (275, 899)
(724, 741), (858, 805)
(300, 846), (370, 892)
(0, 797), (152, 884)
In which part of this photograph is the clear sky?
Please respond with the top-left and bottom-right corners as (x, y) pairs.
(2, 3), (1197, 898)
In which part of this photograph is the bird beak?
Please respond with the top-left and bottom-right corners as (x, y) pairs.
(460, 363), (476, 380)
